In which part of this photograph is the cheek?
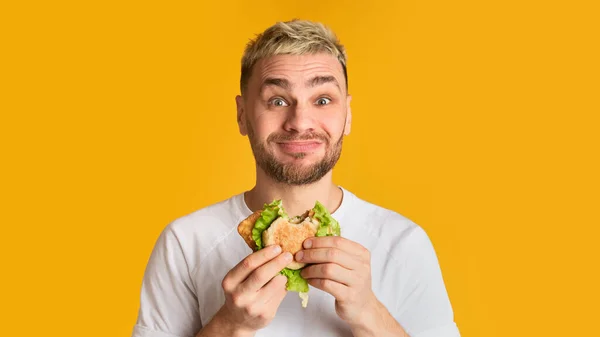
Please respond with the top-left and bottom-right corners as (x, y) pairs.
(319, 114), (346, 139)
(250, 102), (282, 137)
(251, 115), (283, 140)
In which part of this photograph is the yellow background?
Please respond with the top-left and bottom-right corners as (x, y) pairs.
(1, 1), (598, 336)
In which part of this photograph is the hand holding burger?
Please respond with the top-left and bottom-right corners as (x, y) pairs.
(237, 199), (341, 307)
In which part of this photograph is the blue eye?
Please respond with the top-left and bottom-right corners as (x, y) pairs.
(316, 97), (331, 105)
(270, 98), (288, 107)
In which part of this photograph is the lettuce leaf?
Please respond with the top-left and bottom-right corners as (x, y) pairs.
(280, 268), (309, 292)
(313, 200), (341, 237)
(251, 199), (287, 250)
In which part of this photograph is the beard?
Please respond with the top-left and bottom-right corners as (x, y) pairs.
(246, 123), (344, 186)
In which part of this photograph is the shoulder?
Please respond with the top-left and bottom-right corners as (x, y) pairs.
(341, 189), (434, 257)
(343, 189), (420, 236)
(157, 193), (248, 262)
(168, 193), (245, 235)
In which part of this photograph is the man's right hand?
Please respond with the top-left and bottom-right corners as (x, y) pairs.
(208, 245), (291, 336)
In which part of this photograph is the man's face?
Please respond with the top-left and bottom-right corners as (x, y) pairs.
(236, 53), (352, 185)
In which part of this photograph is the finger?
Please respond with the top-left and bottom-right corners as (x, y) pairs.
(241, 251), (293, 293)
(295, 248), (360, 270)
(223, 245), (282, 289)
(265, 283), (288, 311)
(246, 276), (287, 321)
(261, 274), (288, 306)
(307, 278), (348, 300)
(300, 263), (354, 286)
(303, 236), (369, 260)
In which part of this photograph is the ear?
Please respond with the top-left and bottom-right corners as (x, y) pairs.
(343, 95), (352, 136)
(236, 95), (248, 136)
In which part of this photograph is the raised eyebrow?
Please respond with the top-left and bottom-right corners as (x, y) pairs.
(306, 76), (340, 90)
(261, 78), (292, 93)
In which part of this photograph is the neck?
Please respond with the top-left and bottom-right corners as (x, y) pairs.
(244, 166), (343, 217)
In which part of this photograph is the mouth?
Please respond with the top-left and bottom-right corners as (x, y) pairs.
(276, 141), (323, 154)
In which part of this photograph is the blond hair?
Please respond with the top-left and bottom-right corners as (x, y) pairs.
(240, 19), (348, 94)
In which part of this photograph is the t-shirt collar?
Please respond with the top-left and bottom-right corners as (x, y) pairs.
(234, 185), (352, 223)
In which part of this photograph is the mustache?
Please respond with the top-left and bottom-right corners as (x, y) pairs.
(267, 132), (329, 143)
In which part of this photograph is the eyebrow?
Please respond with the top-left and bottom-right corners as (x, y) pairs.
(259, 75), (341, 94)
(260, 78), (292, 93)
(306, 75), (340, 90)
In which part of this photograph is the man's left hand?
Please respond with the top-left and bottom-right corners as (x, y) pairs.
(295, 236), (378, 324)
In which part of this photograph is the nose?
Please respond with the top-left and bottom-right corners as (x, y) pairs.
(282, 101), (315, 134)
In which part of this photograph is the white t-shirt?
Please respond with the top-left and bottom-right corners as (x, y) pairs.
(132, 187), (461, 337)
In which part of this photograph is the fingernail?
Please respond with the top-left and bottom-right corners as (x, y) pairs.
(283, 252), (292, 261)
(304, 239), (312, 248)
(296, 251), (304, 261)
(273, 245), (282, 254)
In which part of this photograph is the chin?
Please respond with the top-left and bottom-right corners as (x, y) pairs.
(280, 152), (324, 163)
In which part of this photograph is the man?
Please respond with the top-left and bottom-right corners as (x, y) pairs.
(132, 20), (460, 337)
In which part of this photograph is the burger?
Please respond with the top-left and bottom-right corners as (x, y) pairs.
(237, 199), (341, 307)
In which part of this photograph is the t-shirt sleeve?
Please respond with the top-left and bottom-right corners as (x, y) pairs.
(132, 225), (201, 337)
(394, 226), (461, 337)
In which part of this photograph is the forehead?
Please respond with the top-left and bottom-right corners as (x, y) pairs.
(251, 53), (345, 91)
